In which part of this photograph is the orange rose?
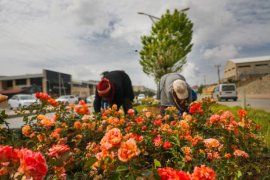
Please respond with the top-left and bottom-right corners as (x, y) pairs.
(203, 138), (221, 149)
(182, 146), (192, 155)
(192, 165), (216, 180)
(224, 153), (232, 159)
(0, 94), (8, 103)
(233, 149), (249, 158)
(118, 138), (140, 162)
(76, 134), (83, 139)
(112, 104), (118, 110)
(48, 144), (70, 158)
(74, 121), (82, 130)
(22, 125), (31, 137)
(145, 111), (152, 118)
(100, 128), (122, 150)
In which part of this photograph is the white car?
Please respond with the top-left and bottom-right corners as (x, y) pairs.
(86, 95), (95, 104)
(212, 83), (238, 101)
(137, 94), (146, 100)
(8, 94), (38, 109)
(56, 95), (78, 105)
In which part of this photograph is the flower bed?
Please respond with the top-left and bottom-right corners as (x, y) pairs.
(0, 93), (269, 179)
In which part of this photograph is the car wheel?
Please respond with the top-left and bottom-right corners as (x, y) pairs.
(8, 104), (13, 110)
(234, 98), (237, 101)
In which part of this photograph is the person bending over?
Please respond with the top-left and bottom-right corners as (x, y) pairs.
(94, 70), (134, 114)
(157, 73), (197, 115)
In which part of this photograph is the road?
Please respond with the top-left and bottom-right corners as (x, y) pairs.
(4, 112), (54, 129)
(199, 95), (270, 112)
(218, 98), (270, 112)
(2, 105), (94, 129)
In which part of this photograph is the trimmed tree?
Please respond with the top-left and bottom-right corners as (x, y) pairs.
(139, 9), (193, 84)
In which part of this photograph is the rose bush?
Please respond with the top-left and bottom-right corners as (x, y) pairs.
(0, 93), (269, 179)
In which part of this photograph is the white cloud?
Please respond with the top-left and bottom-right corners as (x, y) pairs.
(203, 45), (239, 63)
(0, 0), (269, 90)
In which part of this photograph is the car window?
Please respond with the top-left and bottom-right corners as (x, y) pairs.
(60, 96), (68, 99)
(19, 95), (35, 100)
(222, 85), (235, 91)
(11, 96), (17, 100)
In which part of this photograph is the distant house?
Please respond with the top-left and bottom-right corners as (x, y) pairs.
(133, 85), (155, 92)
(224, 55), (270, 82)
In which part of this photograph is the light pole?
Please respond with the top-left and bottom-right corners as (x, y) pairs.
(137, 12), (160, 22)
(138, 8), (189, 22)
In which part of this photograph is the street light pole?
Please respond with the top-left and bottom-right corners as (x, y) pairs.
(138, 8), (190, 23)
(137, 12), (160, 22)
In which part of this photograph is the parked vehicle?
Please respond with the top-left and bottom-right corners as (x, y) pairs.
(8, 94), (38, 109)
(136, 93), (146, 104)
(86, 95), (95, 104)
(212, 83), (237, 101)
(56, 95), (78, 104)
(137, 94), (146, 100)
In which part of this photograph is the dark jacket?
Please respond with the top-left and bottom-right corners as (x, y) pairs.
(94, 70), (134, 113)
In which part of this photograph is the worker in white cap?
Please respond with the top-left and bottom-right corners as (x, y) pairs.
(157, 73), (197, 115)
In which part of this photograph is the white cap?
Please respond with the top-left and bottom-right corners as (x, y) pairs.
(172, 79), (188, 100)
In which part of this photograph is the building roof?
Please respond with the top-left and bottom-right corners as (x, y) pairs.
(0, 74), (43, 81)
(229, 55), (270, 64)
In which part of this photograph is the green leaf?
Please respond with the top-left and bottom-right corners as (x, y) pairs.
(83, 157), (97, 170)
(116, 165), (129, 172)
(154, 159), (161, 168)
(237, 170), (242, 178)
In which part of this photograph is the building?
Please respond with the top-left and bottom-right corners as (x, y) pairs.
(0, 69), (97, 98)
(224, 55), (270, 82)
(71, 80), (98, 98)
(133, 85), (155, 94)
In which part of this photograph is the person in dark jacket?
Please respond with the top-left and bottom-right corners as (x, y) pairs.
(94, 70), (134, 114)
(157, 73), (197, 115)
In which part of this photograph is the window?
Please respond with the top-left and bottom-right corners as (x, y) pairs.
(6, 80), (13, 88)
(15, 79), (26, 86)
(255, 64), (268, 67)
(222, 85), (235, 91)
(238, 65), (251, 68)
(11, 96), (18, 100)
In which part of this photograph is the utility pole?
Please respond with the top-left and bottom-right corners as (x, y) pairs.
(203, 75), (206, 85)
(215, 64), (221, 84)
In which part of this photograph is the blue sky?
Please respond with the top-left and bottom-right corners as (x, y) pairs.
(0, 0), (269, 90)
